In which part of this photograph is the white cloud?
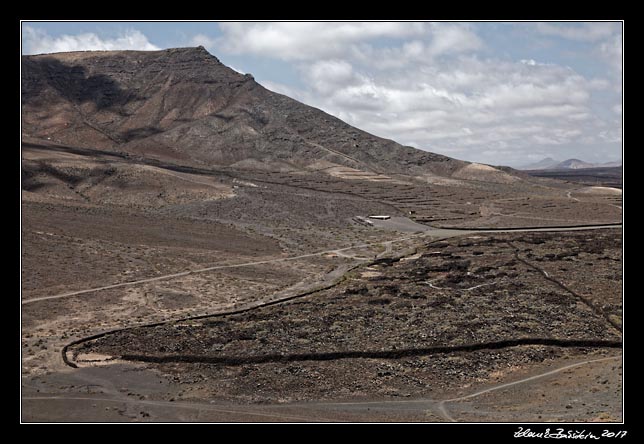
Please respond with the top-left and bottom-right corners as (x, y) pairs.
(214, 22), (481, 62)
(22, 26), (159, 55)
(598, 128), (622, 143)
(586, 78), (610, 90)
(600, 33), (623, 75)
(21, 22), (620, 166)
(227, 65), (245, 74)
(612, 104), (622, 115)
(216, 22), (428, 61)
(426, 23), (482, 57)
(190, 33), (217, 48)
(304, 59), (360, 94)
(293, 51), (618, 165)
(534, 22), (621, 88)
(535, 22), (618, 42)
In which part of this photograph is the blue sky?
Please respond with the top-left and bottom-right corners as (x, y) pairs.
(22, 22), (623, 167)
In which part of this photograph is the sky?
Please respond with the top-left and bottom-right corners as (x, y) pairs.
(21, 21), (623, 167)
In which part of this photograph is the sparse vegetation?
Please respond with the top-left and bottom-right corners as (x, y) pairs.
(21, 47), (622, 423)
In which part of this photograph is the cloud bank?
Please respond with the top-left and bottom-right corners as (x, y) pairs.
(213, 22), (621, 165)
(21, 22), (622, 166)
(22, 26), (159, 54)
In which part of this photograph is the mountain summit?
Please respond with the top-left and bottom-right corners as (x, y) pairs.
(22, 46), (473, 178)
(520, 157), (622, 171)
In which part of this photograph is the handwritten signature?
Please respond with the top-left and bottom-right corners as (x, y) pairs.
(515, 427), (627, 440)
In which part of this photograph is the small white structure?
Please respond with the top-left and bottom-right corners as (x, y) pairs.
(368, 215), (391, 220)
(353, 216), (374, 226)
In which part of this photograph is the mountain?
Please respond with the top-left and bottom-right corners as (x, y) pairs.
(22, 46), (476, 179)
(520, 157), (559, 170)
(556, 159), (595, 170)
(520, 158), (622, 171)
(598, 161), (622, 168)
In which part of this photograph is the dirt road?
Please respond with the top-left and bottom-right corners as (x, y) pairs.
(22, 223), (621, 305)
(22, 223), (622, 422)
(22, 353), (621, 422)
(22, 230), (429, 305)
(437, 355), (621, 422)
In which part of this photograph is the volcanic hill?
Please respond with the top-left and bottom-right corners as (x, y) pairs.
(22, 46), (475, 179)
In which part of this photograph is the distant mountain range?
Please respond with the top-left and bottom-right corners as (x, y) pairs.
(519, 158), (622, 171)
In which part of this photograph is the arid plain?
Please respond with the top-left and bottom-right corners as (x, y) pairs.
(21, 47), (622, 422)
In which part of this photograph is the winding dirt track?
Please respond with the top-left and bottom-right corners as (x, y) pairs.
(22, 222), (622, 422)
(22, 231), (430, 305)
(23, 354), (621, 422)
(21, 395), (334, 422)
(437, 355), (621, 422)
(23, 223), (622, 305)
(60, 223), (622, 369)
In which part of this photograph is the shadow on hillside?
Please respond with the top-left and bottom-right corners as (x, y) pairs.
(22, 57), (137, 110)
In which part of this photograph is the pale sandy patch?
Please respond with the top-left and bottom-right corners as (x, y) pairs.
(578, 186), (622, 195)
(452, 163), (519, 184)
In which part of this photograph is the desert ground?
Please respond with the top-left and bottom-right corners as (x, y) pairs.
(21, 141), (622, 422)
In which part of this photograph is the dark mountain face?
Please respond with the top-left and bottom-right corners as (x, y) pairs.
(22, 46), (466, 177)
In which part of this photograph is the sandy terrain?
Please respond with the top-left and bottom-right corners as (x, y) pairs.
(21, 47), (623, 423)
(21, 141), (623, 422)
